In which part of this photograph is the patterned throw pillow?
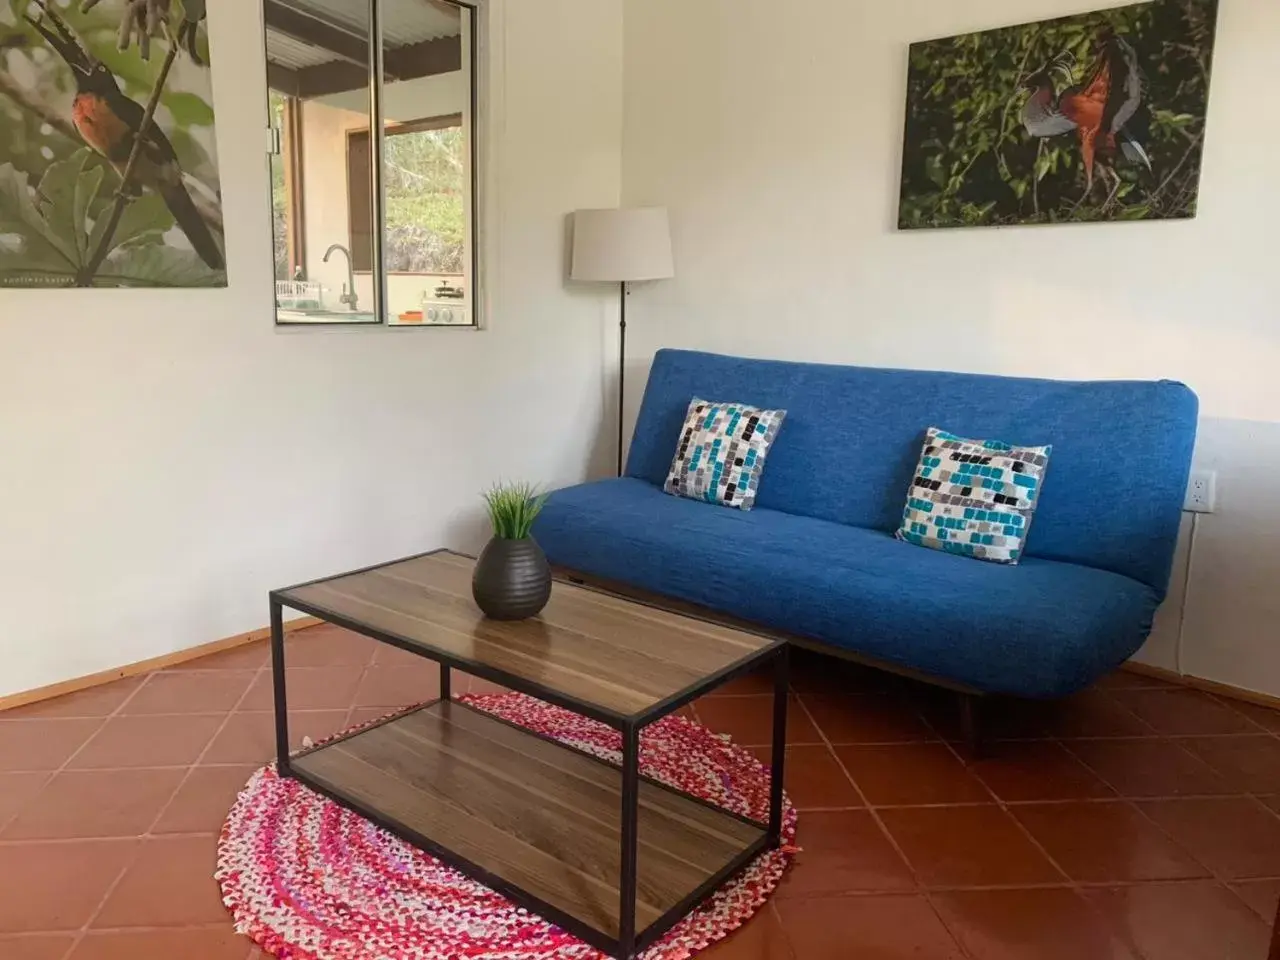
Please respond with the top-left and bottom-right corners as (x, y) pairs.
(896, 427), (1051, 564)
(664, 398), (787, 510)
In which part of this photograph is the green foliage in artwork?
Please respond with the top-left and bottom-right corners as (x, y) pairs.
(163, 91), (216, 128)
(0, 160), (79, 277)
(897, 0), (1218, 228)
(0, 149), (218, 287)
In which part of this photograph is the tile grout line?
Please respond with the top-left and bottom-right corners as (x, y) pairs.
(141, 660), (268, 833)
(693, 679), (801, 959)
(34, 673), (158, 960)
(763, 898), (797, 960)
(0, 769), (55, 837)
(1140, 686), (1276, 737)
(926, 715), (1159, 958)
(1050, 728), (1273, 951)
(0, 756), (308, 776)
(939, 691), (1278, 959)
(339, 643), (380, 730)
(59, 657), (270, 960)
(822, 683), (1250, 960)
(1111, 771), (1280, 927)
(1, 675), (153, 811)
(192, 631), (377, 960)
(764, 876), (1280, 893)
(705, 676), (1280, 953)
(731, 676), (1279, 955)
(790, 689), (979, 960)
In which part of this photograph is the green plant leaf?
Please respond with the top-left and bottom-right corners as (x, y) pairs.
(72, 162), (105, 262)
(35, 150), (89, 261)
(1034, 152), (1054, 181)
(163, 92), (215, 128)
(95, 245), (225, 287)
(482, 482), (549, 540)
(0, 163), (78, 269)
(1118, 204), (1152, 220)
(86, 193), (176, 262)
(924, 155), (946, 188)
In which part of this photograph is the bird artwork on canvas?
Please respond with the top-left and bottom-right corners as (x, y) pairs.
(25, 1), (224, 271)
(0, 0), (226, 288)
(897, 0), (1219, 229)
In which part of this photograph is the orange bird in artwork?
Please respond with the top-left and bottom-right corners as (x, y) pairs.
(1021, 32), (1151, 199)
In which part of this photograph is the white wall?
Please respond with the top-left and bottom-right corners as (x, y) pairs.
(0, 0), (623, 698)
(622, 0), (1280, 694)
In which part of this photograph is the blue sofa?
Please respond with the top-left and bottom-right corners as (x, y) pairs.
(535, 349), (1197, 702)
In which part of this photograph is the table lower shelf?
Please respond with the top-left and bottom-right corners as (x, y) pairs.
(288, 699), (766, 949)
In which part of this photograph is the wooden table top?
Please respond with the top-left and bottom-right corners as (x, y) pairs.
(276, 550), (780, 721)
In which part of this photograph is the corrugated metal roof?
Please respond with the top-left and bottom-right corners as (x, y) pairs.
(383, 0), (462, 45)
(275, 0), (460, 50)
(266, 30), (340, 69)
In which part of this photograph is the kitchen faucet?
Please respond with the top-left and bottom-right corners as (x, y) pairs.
(323, 244), (358, 311)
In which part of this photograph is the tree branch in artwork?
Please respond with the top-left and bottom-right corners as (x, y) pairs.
(76, 34), (180, 286)
(0, 71), (81, 144)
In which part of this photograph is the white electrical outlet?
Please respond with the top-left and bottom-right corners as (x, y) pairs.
(1185, 470), (1216, 513)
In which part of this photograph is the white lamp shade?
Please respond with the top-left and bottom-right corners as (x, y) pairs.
(571, 208), (674, 283)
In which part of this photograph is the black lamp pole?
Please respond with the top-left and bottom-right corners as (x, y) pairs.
(617, 281), (627, 477)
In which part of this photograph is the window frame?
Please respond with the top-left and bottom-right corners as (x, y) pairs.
(270, 93), (307, 280)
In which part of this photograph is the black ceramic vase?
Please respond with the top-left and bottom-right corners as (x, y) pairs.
(472, 537), (552, 620)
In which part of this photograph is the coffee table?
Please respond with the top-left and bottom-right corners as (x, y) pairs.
(270, 549), (788, 960)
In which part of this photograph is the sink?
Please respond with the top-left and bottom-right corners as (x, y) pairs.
(277, 308), (378, 324)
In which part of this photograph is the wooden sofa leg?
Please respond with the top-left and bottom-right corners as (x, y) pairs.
(958, 692), (985, 759)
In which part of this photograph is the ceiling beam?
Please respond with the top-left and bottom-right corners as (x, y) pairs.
(266, 62), (302, 97)
(294, 61), (371, 98)
(266, 34), (462, 99)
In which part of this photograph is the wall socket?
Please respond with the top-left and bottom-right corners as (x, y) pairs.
(1185, 470), (1217, 513)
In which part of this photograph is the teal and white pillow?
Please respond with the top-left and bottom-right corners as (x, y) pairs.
(664, 398), (787, 511)
(896, 427), (1051, 564)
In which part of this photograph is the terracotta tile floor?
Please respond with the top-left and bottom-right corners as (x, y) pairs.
(1, 627), (1278, 959)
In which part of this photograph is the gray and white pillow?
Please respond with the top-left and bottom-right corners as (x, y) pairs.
(896, 427), (1051, 564)
(664, 398), (787, 511)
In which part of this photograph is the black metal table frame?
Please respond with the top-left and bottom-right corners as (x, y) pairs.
(268, 550), (789, 960)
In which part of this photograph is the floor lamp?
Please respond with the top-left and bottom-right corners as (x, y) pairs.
(570, 208), (675, 476)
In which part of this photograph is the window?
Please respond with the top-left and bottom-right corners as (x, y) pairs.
(264, 0), (477, 326)
(346, 115), (465, 275)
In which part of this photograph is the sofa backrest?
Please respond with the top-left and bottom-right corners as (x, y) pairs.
(627, 349), (1198, 594)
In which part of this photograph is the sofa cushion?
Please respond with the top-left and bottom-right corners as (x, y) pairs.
(664, 397), (787, 510)
(626, 350), (1197, 594)
(897, 427), (1052, 564)
(535, 478), (1161, 699)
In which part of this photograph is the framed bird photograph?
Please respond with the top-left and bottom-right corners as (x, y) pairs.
(897, 0), (1220, 229)
(0, 0), (225, 287)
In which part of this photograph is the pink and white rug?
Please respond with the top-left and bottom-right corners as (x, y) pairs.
(217, 692), (797, 960)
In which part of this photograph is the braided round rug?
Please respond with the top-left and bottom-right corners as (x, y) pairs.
(217, 692), (798, 960)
